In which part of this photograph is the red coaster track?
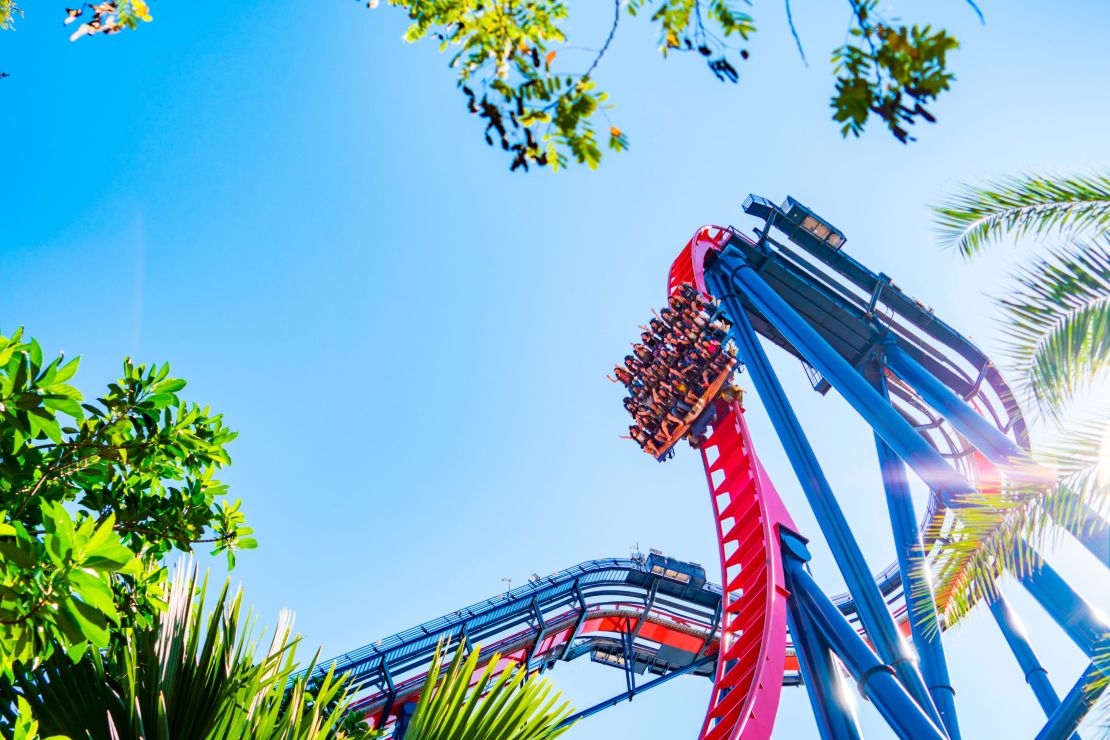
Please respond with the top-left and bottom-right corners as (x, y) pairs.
(669, 225), (797, 739)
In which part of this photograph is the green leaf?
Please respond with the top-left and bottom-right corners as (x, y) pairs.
(28, 338), (43, 370)
(84, 543), (139, 571)
(53, 356), (81, 384)
(70, 569), (120, 624)
(0, 540), (36, 569)
(43, 396), (84, 419)
(145, 393), (175, 410)
(151, 378), (186, 394)
(64, 596), (111, 647)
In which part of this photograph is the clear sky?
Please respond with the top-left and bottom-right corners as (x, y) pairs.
(3, 0), (1110, 737)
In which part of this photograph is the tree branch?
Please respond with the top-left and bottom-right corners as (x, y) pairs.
(582, 0), (620, 81)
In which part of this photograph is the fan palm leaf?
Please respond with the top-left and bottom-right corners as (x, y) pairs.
(933, 171), (1110, 256)
(402, 641), (574, 740)
(0, 560), (374, 740)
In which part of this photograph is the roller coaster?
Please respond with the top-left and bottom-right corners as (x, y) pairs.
(321, 195), (1110, 738)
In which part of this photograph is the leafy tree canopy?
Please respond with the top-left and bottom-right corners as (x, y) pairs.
(6, 0), (972, 169)
(371, 0), (963, 170)
(0, 328), (253, 677)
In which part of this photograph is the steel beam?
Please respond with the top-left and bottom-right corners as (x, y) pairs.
(559, 580), (589, 661)
(867, 361), (961, 740)
(709, 247), (977, 507)
(708, 268), (944, 730)
(622, 618), (636, 695)
(523, 596), (548, 671)
(1035, 662), (1106, 740)
(784, 545), (947, 740)
(1017, 543), (1110, 659)
(378, 662), (397, 733)
(629, 580), (659, 643)
(988, 590), (1075, 736)
(695, 600), (723, 661)
(554, 655), (716, 730)
(884, 343), (1043, 481)
(783, 532), (862, 740)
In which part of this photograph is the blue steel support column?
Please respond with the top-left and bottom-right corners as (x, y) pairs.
(1017, 544), (1110, 659)
(1036, 663), (1107, 740)
(783, 532), (862, 740)
(709, 247), (977, 507)
(884, 343), (1044, 479)
(554, 655), (716, 730)
(987, 590), (1076, 737)
(708, 269), (945, 731)
(783, 539), (947, 740)
(886, 341), (1110, 565)
(379, 662), (397, 735)
(866, 361), (960, 740)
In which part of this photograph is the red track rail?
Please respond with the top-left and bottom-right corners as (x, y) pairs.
(695, 401), (795, 740)
(670, 227), (797, 740)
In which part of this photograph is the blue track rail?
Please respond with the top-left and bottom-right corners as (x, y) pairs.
(315, 554), (911, 731)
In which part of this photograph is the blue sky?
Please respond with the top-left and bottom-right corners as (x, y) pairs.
(3, 0), (1110, 737)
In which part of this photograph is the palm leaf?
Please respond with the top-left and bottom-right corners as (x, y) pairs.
(1041, 405), (1110, 512)
(916, 405), (1109, 629)
(403, 641), (575, 740)
(933, 171), (1110, 256)
(1088, 642), (1110, 709)
(997, 240), (1110, 421)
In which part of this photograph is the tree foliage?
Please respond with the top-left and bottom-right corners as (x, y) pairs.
(0, 328), (252, 676)
(999, 241), (1110, 421)
(0, 561), (376, 739)
(63, 1), (153, 41)
(0, 0), (20, 30)
(371, 0), (972, 170)
(0, 0), (152, 39)
(5, 0), (977, 167)
(831, 0), (958, 143)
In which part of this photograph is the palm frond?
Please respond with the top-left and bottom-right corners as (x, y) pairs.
(933, 171), (1110, 256)
(404, 641), (575, 740)
(1042, 404), (1110, 512)
(916, 484), (1042, 630)
(915, 405), (1110, 630)
(1088, 641), (1110, 708)
(997, 240), (1110, 421)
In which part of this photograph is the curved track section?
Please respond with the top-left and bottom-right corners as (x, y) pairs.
(667, 218), (1030, 619)
(692, 400), (793, 739)
(321, 194), (1109, 738)
(314, 552), (919, 728)
(669, 228), (795, 739)
(667, 201), (1107, 738)
(319, 558), (721, 731)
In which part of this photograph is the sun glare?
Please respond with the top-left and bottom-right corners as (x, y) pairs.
(1099, 420), (1110, 489)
